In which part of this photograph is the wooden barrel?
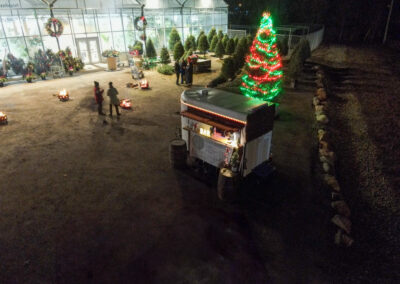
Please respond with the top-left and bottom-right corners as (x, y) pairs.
(169, 139), (187, 169)
(217, 168), (239, 202)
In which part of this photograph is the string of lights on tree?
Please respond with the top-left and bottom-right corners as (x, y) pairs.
(240, 12), (283, 102)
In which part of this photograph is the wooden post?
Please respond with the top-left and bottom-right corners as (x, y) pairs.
(383, 0), (394, 44)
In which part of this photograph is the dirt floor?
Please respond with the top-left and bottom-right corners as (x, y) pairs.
(0, 54), (327, 283)
(2, 47), (397, 283)
(311, 45), (400, 282)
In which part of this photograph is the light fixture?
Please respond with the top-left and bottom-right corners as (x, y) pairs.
(0, 111), (7, 125)
(58, 89), (69, 101)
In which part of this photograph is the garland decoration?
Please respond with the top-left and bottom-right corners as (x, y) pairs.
(45, 18), (64, 37)
(134, 16), (147, 31)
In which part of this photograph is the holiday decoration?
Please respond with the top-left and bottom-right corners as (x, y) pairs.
(33, 49), (52, 75)
(240, 12), (283, 102)
(55, 47), (84, 73)
(7, 53), (24, 75)
(129, 41), (143, 56)
(134, 16), (147, 31)
(140, 79), (149, 89)
(120, 99), (132, 109)
(0, 111), (7, 125)
(189, 54), (199, 64)
(45, 18), (64, 37)
(58, 89), (69, 101)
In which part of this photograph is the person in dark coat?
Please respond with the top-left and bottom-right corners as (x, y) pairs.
(107, 82), (121, 117)
(180, 59), (187, 85)
(94, 81), (105, 115)
(186, 58), (194, 86)
(174, 60), (180, 85)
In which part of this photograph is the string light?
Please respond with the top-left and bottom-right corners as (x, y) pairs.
(241, 12), (283, 102)
(180, 100), (247, 125)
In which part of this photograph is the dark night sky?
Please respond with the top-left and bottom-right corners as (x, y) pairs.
(224, 0), (399, 43)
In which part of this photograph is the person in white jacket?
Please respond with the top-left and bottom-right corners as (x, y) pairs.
(107, 82), (121, 117)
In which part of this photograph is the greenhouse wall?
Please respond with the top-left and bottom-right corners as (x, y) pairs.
(0, 0), (228, 64)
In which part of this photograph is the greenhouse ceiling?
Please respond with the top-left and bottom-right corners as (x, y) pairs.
(1, 0), (228, 10)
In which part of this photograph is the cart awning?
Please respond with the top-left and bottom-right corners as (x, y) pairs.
(181, 111), (243, 132)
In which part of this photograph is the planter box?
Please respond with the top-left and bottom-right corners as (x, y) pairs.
(107, 57), (117, 71)
(194, 59), (211, 73)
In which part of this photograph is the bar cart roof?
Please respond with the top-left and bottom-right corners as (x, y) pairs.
(181, 88), (270, 123)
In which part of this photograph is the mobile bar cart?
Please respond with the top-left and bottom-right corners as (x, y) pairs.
(180, 88), (275, 178)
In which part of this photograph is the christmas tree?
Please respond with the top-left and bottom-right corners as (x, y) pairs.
(240, 12), (283, 102)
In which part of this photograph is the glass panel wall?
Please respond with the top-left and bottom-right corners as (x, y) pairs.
(0, 6), (228, 64)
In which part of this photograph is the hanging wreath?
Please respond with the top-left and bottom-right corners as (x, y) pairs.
(45, 18), (64, 37)
(134, 16), (147, 31)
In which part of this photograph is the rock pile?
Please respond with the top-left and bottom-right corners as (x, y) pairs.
(313, 66), (354, 247)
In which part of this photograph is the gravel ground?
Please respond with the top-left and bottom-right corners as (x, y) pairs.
(312, 45), (400, 283)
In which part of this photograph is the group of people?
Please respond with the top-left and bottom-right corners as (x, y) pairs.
(174, 58), (194, 86)
(94, 81), (121, 117)
(94, 58), (195, 117)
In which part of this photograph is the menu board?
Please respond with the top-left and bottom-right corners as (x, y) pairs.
(190, 133), (233, 168)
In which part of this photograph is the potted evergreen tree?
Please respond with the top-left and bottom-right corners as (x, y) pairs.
(198, 34), (209, 57)
(102, 50), (119, 71)
(215, 40), (225, 59)
(159, 46), (171, 64)
(230, 150), (240, 173)
(168, 28), (181, 51)
(25, 73), (35, 83)
(146, 38), (157, 59)
(0, 76), (7, 87)
(173, 42), (184, 61)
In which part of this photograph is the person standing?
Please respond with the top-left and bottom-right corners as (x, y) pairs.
(186, 58), (194, 86)
(180, 59), (187, 85)
(94, 81), (105, 115)
(107, 82), (121, 117)
(174, 60), (180, 85)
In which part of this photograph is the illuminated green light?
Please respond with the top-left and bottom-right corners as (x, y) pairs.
(240, 12), (283, 103)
